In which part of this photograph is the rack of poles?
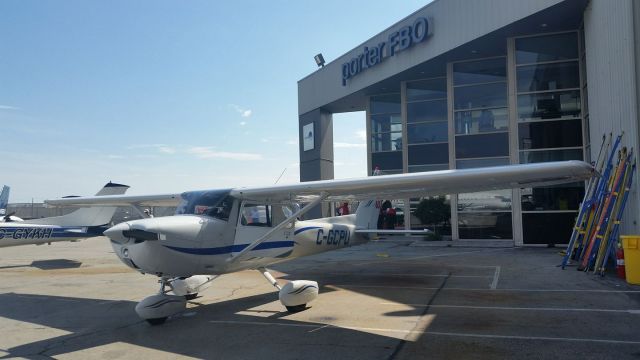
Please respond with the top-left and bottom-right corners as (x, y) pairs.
(561, 133), (636, 275)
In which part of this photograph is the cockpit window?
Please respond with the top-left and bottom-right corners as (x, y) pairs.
(175, 190), (233, 221)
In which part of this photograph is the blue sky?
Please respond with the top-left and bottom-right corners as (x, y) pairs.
(0, 0), (428, 202)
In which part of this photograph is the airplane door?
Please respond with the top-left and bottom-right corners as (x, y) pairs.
(234, 202), (292, 248)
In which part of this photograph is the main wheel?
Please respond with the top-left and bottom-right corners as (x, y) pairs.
(184, 293), (198, 300)
(285, 304), (307, 313)
(146, 317), (168, 326)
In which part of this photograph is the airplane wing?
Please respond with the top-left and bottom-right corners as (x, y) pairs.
(45, 161), (593, 207)
(46, 193), (182, 207)
(230, 160), (594, 203)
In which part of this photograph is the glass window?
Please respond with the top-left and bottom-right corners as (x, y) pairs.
(517, 62), (580, 93)
(408, 121), (448, 144)
(370, 94), (401, 114)
(453, 58), (506, 85)
(517, 90), (581, 121)
(518, 119), (582, 150)
(455, 133), (509, 159)
(455, 108), (508, 134)
(372, 151), (402, 171)
(456, 157), (509, 169)
(409, 164), (449, 172)
(522, 212), (577, 244)
(371, 132), (403, 152)
(519, 148), (583, 163)
(516, 32), (579, 64)
(521, 182), (585, 211)
(371, 114), (402, 133)
(458, 212), (513, 239)
(407, 99), (448, 123)
(454, 83), (507, 110)
(410, 196), (452, 237)
(175, 190), (231, 216)
(241, 204), (271, 226)
(458, 189), (512, 211)
(407, 78), (447, 101)
(408, 143), (449, 165)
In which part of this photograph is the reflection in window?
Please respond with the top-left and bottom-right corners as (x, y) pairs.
(521, 183), (585, 211)
(408, 164), (449, 172)
(370, 94), (401, 114)
(517, 91), (581, 120)
(455, 132), (509, 159)
(454, 83), (507, 110)
(372, 151), (402, 172)
(371, 114), (402, 132)
(407, 100), (447, 123)
(522, 212), (577, 244)
(407, 78), (447, 101)
(408, 143), (449, 165)
(456, 157), (509, 169)
(241, 204), (271, 227)
(453, 58), (506, 85)
(455, 108), (508, 135)
(516, 32), (578, 64)
(458, 189), (512, 211)
(372, 132), (403, 152)
(519, 148), (583, 163)
(458, 212), (513, 239)
(518, 119), (582, 150)
(408, 122), (448, 144)
(516, 62), (580, 93)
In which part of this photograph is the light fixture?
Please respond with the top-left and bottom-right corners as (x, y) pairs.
(541, 23), (548, 28)
(314, 53), (325, 67)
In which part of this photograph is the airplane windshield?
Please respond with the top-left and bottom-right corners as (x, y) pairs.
(175, 189), (233, 220)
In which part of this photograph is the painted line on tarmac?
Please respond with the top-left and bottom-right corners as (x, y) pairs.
(351, 248), (511, 266)
(308, 272), (493, 278)
(332, 284), (640, 293)
(380, 303), (640, 313)
(208, 320), (424, 335)
(490, 266), (501, 290)
(425, 331), (640, 345)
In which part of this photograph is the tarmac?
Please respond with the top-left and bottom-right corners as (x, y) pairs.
(0, 237), (639, 359)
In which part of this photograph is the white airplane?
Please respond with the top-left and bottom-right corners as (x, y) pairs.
(0, 182), (129, 247)
(0, 185), (9, 216)
(46, 161), (593, 325)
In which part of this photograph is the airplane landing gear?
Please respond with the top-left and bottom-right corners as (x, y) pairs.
(258, 267), (319, 313)
(136, 277), (186, 325)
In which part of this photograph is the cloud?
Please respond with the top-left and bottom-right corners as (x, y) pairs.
(229, 104), (252, 118)
(286, 139), (298, 146)
(0, 105), (19, 111)
(334, 142), (366, 148)
(240, 121), (247, 126)
(107, 154), (125, 159)
(355, 129), (366, 141)
(187, 146), (262, 161)
(157, 146), (176, 154)
(127, 144), (176, 155)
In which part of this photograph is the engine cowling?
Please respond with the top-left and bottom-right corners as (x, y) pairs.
(135, 294), (186, 321)
(279, 280), (319, 307)
(171, 275), (214, 296)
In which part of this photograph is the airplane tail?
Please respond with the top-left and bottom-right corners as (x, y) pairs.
(355, 199), (382, 230)
(24, 182), (130, 227)
(0, 185), (9, 216)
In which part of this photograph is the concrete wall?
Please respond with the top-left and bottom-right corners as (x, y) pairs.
(584, 0), (640, 235)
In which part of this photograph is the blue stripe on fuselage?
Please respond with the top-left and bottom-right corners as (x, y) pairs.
(293, 226), (322, 235)
(163, 240), (295, 255)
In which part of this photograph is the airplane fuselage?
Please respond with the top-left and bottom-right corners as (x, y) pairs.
(0, 223), (99, 248)
(107, 215), (369, 277)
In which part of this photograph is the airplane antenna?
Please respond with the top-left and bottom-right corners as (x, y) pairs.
(274, 168), (287, 184)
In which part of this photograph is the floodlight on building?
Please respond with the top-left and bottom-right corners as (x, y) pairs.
(314, 53), (325, 67)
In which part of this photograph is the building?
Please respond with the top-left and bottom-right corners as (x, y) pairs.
(297, 0), (640, 246)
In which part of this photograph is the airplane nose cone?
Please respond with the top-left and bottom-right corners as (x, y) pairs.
(104, 222), (131, 244)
